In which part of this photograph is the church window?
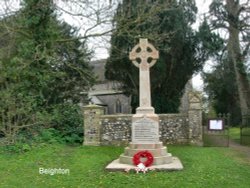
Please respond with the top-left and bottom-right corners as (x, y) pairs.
(115, 99), (122, 113)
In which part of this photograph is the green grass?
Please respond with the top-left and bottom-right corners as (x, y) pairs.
(1, 144), (250, 188)
(229, 127), (241, 143)
(229, 127), (250, 145)
(240, 127), (250, 146)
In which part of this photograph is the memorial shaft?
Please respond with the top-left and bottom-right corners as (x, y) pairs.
(129, 38), (159, 111)
(139, 65), (151, 107)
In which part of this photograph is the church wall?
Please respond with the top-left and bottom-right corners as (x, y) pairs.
(97, 94), (131, 114)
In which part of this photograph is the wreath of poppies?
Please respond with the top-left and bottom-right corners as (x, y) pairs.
(133, 150), (154, 167)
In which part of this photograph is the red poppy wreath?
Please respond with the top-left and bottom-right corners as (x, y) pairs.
(132, 150), (154, 167)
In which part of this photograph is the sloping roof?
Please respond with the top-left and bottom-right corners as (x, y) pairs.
(90, 96), (105, 106)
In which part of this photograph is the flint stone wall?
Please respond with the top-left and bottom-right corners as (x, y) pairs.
(100, 114), (188, 146)
(83, 92), (202, 146)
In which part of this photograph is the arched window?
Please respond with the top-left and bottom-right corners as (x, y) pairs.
(115, 99), (122, 113)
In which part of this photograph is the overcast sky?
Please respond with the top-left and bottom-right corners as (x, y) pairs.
(192, 0), (212, 90)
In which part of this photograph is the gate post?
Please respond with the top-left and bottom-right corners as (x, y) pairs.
(82, 104), (104, 146)
(188, 92), (202, 144)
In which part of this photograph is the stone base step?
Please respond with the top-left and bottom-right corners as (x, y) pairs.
(124, 146), (168, 157)
(119, 153), (173, 165)
(106, 157), (183, 171)
(128, 142), (163, 149)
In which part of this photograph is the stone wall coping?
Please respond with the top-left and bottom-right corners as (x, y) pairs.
(189, 107), (202, 110)
(83, 104), (105, 109)
(159, 114), (188, 117)
(101, 114), (133, 118)
(100, 113), (188, 118)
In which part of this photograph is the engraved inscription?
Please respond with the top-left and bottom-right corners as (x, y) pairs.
(132, 118), (159, 143)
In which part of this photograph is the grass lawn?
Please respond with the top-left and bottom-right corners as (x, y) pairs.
(230, 127), (250, 145)
(229, 127), (241, 143)
(1, 144), (250, 188)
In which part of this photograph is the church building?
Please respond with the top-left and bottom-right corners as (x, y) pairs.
(88, 59), (132, 114)
(88, 59), (192, 115)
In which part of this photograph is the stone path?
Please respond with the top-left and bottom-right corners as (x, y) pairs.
(229, 139), (250, 164)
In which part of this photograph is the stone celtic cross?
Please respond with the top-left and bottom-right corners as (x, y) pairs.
(129, 38), (159, 110)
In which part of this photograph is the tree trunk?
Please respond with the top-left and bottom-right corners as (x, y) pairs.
(226, 0), (250, 124)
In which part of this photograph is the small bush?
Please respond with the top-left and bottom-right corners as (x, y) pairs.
(50, 103), (83, 144)
(36, 128), (64, 144)
(0, 103), (84, 150)
(3, 143), (32, 153)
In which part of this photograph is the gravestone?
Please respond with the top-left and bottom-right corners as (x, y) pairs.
(106, 39), (183, 171)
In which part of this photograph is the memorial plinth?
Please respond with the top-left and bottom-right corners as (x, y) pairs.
(106, 39), (183, 171)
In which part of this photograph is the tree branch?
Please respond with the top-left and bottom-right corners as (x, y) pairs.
(12, 122), (41, 129)
(242, 42), (250, 58)
(56, 29), (113, 43)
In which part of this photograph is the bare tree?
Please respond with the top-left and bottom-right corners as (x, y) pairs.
(0, 0), (118, 59)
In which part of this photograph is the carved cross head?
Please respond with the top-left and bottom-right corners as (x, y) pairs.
(129, 38), (159, 70)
